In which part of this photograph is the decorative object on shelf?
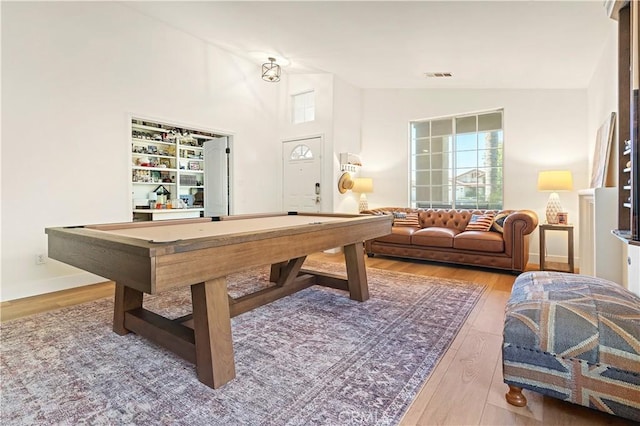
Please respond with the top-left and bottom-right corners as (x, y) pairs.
(180, 175), (199, 186)
(590, 112), (616, 188)
(538, 170), (573, 224)
(337, 172), (354, 194)
(193, 189), (204, 207)
(180, 194), (194, 207)
(262, 57), (281, 82)
(153, 185), (171, 205)
(352, 178), (373, 212)
(339, 152), (363, 172)
(557, 212), (568, 225)
(148, 191), (158, 208)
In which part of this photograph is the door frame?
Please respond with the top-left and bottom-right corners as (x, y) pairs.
(282, 134), (325, 212)
(204, 135), (234, 216)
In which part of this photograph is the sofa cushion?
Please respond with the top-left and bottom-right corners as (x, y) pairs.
(453, 231), (504, 252)
(491, 212), (509, 233)
(376, 226), (416, 245)
(393, 212), (420, 227)
(420, 209), (474, 232)
(465, 213), (495, 231)
(412, 227), (459, 248)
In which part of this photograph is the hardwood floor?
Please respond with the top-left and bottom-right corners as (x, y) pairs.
(0, 253), (633, 425)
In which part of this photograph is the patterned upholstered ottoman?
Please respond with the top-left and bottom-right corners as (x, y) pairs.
(502, 271), (640, 422)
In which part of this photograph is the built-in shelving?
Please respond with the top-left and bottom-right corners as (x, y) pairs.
(614, 3), (640, 245)
(130, 117), (218, 221)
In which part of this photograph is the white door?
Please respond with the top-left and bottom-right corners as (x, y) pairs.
(283, 137), (322, 212)
(204, 136), (230, 216)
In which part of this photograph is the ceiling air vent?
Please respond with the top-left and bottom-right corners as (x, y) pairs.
(424, 72), (452, 78)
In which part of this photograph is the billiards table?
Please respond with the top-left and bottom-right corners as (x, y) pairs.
(45, 212), (392, 388)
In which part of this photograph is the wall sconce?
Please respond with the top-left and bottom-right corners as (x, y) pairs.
(337, 173), (374, 212)
(352, 178), (373, 212)
(262, 57), (281, 82)
(338, 172), (354, 194)
(537, 170), (573, 224)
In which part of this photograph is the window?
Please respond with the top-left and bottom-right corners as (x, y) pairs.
(410, 110), (503, 209)
(292, 90), (315, 124)
(290, 144), (314, 160)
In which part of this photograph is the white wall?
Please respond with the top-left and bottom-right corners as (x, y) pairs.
(587, 19), (639, 287)
(332, 77), (363, 213)
(360, 89), (589, 265)
(587, 24), (619, 180)
(1, 2), (282, 301)
(278, 74), (334, 213)
(278, 74), (363, 213)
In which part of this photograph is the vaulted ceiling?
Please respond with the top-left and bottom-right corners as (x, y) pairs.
(125, 1), (613, 89)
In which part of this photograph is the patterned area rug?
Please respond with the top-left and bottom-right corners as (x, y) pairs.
(1, 261), (485, 425)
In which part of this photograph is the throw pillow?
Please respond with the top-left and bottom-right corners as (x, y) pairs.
(491, 212), (509, 233)
(394, 212), (420, 227)
(465, 213), (494, 232)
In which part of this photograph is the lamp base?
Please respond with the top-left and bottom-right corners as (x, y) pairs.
(358, 194), (369, 213)
(545, 192), (563, 224)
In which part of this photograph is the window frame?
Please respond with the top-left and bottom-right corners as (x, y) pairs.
(291, 90), (315, 124)
(409, 109), (504, 210)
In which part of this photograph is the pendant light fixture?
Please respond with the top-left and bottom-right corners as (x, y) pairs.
(262, 57), (281, 82)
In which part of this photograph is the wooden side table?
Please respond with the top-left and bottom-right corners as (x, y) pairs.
(539, 224), (575, 273)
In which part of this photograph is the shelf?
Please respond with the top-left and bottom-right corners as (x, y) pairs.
(612, 229), (640, 246)
(624, 168), (632, 173)
(624, 149), (632, 155)
(132, 138), (175, 146)
(131, 181), (177, 185)
(624, 203), (632, 208)
(132, 153), (174, 159)
(542, 261), (573, 273)
(132, 123), (171, 133)
(131, 117), (211, 218)
(624, 185), (632, 190)
(133, 166), (178, 172)
(178, 143), (204, 150)
(191, 134), (215, 140)
(539, 224), (575, 273)
(133, 208), (203, 213)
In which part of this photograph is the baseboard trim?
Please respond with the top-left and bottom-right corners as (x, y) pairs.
(1, 271), (107, 302)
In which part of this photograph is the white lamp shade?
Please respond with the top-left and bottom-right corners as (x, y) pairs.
(537, 170), (573, 191)
(537, 170), (572, 224)
(352, 178), (373, 193)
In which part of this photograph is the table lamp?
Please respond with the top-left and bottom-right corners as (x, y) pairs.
(352, 177), (373, 212)
(537, 170), (573, 224)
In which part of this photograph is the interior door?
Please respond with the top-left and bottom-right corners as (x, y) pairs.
(283, 137), (322, 212)
(204, 136), (230, 216)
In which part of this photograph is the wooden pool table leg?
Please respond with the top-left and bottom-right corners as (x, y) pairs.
(113, 283), (143, 335)
(343, 242), (369, 302)
(191, 277), (236, 389)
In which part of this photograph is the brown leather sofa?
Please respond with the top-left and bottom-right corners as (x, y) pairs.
(363, 208), (538, 273)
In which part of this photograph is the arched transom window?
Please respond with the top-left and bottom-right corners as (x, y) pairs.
(290, 144), (314, 160)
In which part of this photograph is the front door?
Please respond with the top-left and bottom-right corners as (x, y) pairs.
(282, 137), (322, 212)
